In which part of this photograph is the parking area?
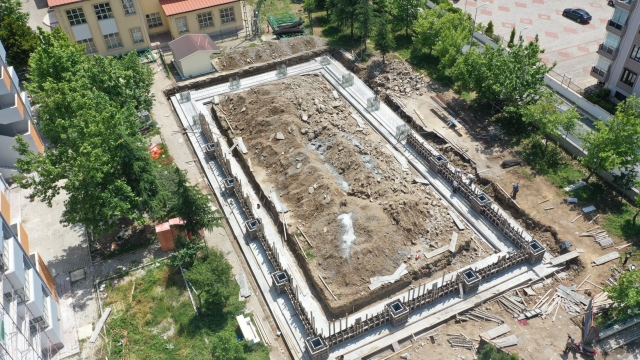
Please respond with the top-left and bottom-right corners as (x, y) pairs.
(456, 0), (615, 89)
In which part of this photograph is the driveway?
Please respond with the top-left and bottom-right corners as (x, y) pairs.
(457, 0), (614, 89)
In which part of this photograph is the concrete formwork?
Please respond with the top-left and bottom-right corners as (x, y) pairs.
(169, 54), (566, 360)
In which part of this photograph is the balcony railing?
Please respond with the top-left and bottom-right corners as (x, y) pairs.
(608, 19), (625, 30)
(600, 43), (617, 55)
(592, 66), (608, 77)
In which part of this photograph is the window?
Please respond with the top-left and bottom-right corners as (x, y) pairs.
(66, 8), (86, 25)
(631, 45), (640, 62)
(220, 8), (235, 24)
(94, 2), (113, 20)
(122, 0), (135, 15)
(620, 68), (637, 86)
(146, 12), (163, 28)
(197, 12), (214, 29)
(176, 17), (188, 33)
(104, 32), (123, 50)
(130, 28), (144, 44)
(77, 38), (98, 53)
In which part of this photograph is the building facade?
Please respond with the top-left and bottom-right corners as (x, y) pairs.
(591, 0), (640, 101)
(0, 176), (63, 358)
(0, 41), (44, 180)
(48, 0), (245, 57)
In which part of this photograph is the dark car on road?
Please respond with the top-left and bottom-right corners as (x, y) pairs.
(562, 8), (593, 23)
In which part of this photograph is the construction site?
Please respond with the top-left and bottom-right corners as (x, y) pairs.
(165, 36), (638, 359)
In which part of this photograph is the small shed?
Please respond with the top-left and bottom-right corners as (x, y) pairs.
(168, 34), (220, 79)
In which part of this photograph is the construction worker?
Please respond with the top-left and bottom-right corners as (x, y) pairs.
(452, 180), (458, 193)
(512, 183), (520, 200)
(564, 334), (574, 353)
(489, 129), (495, 142)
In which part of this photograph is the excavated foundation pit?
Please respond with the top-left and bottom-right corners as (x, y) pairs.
(212, 75), (498, 314)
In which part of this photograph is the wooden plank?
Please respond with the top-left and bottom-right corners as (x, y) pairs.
(484, 324), (511, 339)
(449, 232), (458, 253)
(549, 250), (580, 266)
(319, 275), (338, 300)
(89, 308), (112, 343)
(593, 252), (620, 266)
(558, 284), (589, 306)
(494, 334), (518, 348)
(449, 211), (465, 230)
(426, 246), (449, 258)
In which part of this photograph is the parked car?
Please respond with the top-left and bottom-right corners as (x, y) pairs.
(608, 0), (614, 6)
(562, 8), (593, 23)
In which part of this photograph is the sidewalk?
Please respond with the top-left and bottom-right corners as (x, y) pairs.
(149, 56), (289, 360)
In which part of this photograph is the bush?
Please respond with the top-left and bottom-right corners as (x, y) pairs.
(585, 88), (617, 114)
(479, 344), (519, 360)
(485, 21), (494, 38)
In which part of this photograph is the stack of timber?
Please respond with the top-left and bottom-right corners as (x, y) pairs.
(457, 309), (504, 324)
(497, 295), (526, 317)
(541, 285), (587, 319)
(592, 292), (613, 314)
(580, 227), (614, 249)
(447, 333), (476, 351)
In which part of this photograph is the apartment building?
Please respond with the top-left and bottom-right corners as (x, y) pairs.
(0, 175), (63, 358)
(0, 41), (44, 180)
(48, 0), (245, 57)
(591, 0), (640, 101)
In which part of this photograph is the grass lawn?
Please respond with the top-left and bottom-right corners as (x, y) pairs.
(101, 263), (269, 360)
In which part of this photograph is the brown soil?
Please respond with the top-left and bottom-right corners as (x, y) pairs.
(218, 75), (483, 310)
(213, 36), (327, 72)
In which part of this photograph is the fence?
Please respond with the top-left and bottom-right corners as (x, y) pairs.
(207, 26), (244, 41)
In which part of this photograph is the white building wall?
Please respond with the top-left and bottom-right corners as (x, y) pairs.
(606, 5), (640, 95)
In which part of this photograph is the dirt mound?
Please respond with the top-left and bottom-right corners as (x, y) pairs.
(218, 75), (479, 308)
(213, 36), (327, 72)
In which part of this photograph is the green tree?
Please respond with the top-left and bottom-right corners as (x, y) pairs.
(13, 85), (155, 233)
(356, 0), (374, 51)
(210, 330), (246, 360)
(185, 249), (236, 307)
(449, 39), (553, 106)
(478, 344), (519, 360)
(167, 234), (206, 268)
(518, 91), (580, 149)
(373, 13), (395, 64)
(332, 0), (359, 37)
(171, 166), (222, 235)
(0, 0), (27, 24)
(391, 0), (419, 36)
(414, 9), (472, 71)
(304, 0), (315, 35)
(580, 96), (640, 182)
(27, 28), (86, 97)
(604, 269), (640, 320)
(633, 190), (640, 225)
(0, 0), (36, 69)
(485, 20), (494, 38)
(412, 6), (445, 54)
(508, 27), (516, 48)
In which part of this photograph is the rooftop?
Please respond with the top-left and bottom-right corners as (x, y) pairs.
(169, 34), (220, 61)
(159, 0), (239, 16)
(47, 0), (84, 7)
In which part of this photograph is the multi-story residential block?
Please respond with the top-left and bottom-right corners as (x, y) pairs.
(0, 175), (63, 358)
(0, 41), (44, 179)
(48, 0), (245, 57)
(591, 0), (640, 101)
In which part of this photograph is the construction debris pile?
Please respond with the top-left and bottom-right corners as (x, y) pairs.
(212, 36), (326, 72)
(457, 309), (504, 324)
(368, 60), (432, 98)
(217, 75), (483, 306)
(580, 226), (614, 249)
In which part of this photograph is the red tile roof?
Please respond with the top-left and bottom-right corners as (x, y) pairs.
(159, 0), (239, 16)
(48, 0), (85, 7)
(169, 34), (221, 61)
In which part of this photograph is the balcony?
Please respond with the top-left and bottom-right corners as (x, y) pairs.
(0, 92), (25, 124)
(591, 65), (609, 82)
(597, 43), (618, 59)
(0, 66), (16, 96)
(614, 0), (634, 11)
(607, 20), (626, 36)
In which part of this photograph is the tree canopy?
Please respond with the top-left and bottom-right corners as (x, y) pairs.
(373, 13), (394, 63)
(517, 90), (580, 146)
(391, 0), (420, 36)
(478, 344), (519, 360)
(171, 166), (222, 235)
(0, 0), (37, 68)
(579, 95), (640, 181)
(604, 269), (640, 320)
(449, 39), (553, 106)
(184, 248), (237, 307)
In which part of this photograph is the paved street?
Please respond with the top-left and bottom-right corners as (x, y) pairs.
(457, 0), (614, 89)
